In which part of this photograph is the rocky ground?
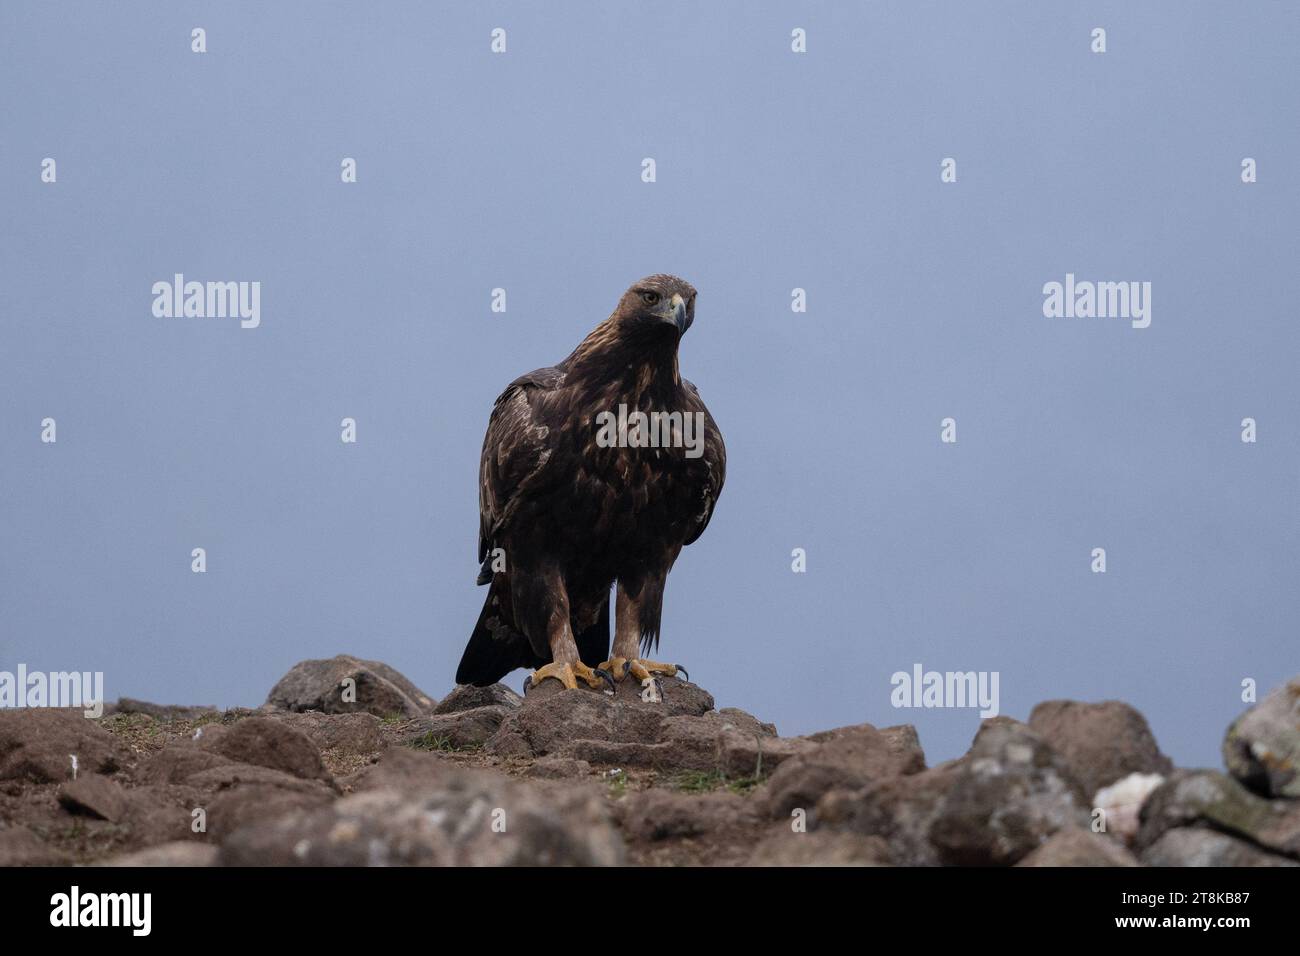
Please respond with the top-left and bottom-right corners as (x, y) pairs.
(0, 655), (1297, 866)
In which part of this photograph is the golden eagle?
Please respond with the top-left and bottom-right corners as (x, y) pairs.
(455, 274), (726, 697)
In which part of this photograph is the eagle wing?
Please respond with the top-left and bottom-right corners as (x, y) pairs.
(682, 378), (726, 546)
(478, 366), (565, 566)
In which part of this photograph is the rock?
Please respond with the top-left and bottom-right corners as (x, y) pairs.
(485, 680), (786, 779)
(118, 786), (203, 847)
(928, 718), (1090, 866)
(1016, 828), (1139, 866)
(265, 655), (436, 718)
(114, 698), (219, 721)
(219, 768), (623, 866)
(400, 706), (512, 751)
(342, 747), (464, 794)
(98, 842), (218, 867)
(265, 712), (384, 755)
(197, 717), (331, 782)
(764, 723), (925, 818)
(58, 773), (130, 822)
(550, 711), (809, 777)
(1223, 678), (1300, 797)
(815, 759), (967, 866)
(434, 684), (523, 714)
(488, 688), (665, 758)
(189, 763), (337, 840)
(1136, 769), (1300, 859)
(653, 713), (813, 777)
(719, 708), (778, 737)
(523, 675), (714, 717)
(616, 789), (758, 842)
(1093, 772), (1165, 845)
(0, 826), (68, 866)
(0, 709), (124, 783)
(1141, 827), (1299, 867)
(879, 724), (928, 769)
(1029, 700), (1173, 795)
(136, 744), (235, 785)
(746, 828), (892, 866)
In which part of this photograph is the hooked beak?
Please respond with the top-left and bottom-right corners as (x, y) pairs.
(660, 293), (689, 334)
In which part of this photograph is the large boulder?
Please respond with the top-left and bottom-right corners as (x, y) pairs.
(135, 744), (236, 785)
(1028, 700), (1173, 796)
(399, 707), (514, 751)
(1223, 678), (1300, 797)
(1135, 769), (1300, 860)
(434, 684), (523, 714)
(486, 684), (802, 778)
(265, 655), (435, 719)
(264, 711), (385, 755)
(1141, 827), (1299, 867)
(186, 763), (337, 840)
(488, 687), (666, 757)
(0, 709), (124, 783)
(764, 723), (925, 817)
(195, 717), (331, 783)
(927, 718), (1090, 866)
(522, 673), (715, 715)
(219, 757), (623, 866)
(58, 773), (130, 823)
(815, 760), (967, 866)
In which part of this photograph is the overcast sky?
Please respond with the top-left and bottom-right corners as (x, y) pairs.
(2, 2), (1297, 768)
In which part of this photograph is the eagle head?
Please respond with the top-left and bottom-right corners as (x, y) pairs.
(614, 274), (697, 338)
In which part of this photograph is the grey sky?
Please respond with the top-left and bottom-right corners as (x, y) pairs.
(2, 2), (1297, 767)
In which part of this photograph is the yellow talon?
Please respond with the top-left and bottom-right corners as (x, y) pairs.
(526, 660), (615, 693)
(598, 658), (685, 683)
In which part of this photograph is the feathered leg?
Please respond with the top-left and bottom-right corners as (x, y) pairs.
(600, 580), (688, 703)
(522, 568), (614, 693)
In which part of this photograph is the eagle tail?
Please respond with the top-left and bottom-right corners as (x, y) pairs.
(455, 579), (532, 686)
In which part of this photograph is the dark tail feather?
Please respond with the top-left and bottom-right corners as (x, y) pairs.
(456, 579), (532, 686)
(575, 595), (611, 668)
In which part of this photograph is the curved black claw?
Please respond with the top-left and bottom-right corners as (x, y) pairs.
(675, 665), (689, 682)
(594, 668), (616, 695)
(522, 675), (534, 694)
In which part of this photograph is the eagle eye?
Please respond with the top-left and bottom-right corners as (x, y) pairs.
(640, 291), (661, 306)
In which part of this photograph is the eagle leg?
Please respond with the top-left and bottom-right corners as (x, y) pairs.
(604, 585), (687, 696)
(524, 660), (615, 694)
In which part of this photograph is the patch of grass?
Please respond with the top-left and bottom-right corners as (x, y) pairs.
(668, 770), (761, 795)
(604, 770), (629, 797)
(102, 713), (159, 737)
(669, 770), (725, 793)
(726, 776), (761, 795)
(407, 731), (479, 753)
